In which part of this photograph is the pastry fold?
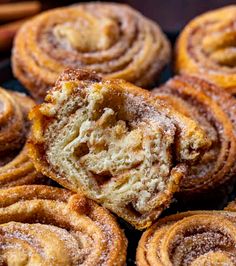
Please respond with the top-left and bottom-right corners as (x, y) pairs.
(152, 75), (236, 195)
(0, 88), (43, 187)
(175, 5), (236, 94)
(28, 68), (209, 229)
(12, 2), (170, 101)
(225, 198), (236, 212)
(0, 185), (127, 265)
(137, 210), (236, 265)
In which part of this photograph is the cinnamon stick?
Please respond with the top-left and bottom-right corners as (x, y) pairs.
(0, 1), (41, 21)
(0, 19), (26, 51)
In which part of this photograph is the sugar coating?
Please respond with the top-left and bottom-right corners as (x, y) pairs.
(33, 69), (210, 229)
(0, 185), (127, 265)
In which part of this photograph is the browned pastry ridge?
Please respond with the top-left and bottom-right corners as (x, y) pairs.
(27, 68), (210, 229)
(175, 5), (236, 94)
(0, 87), (43, 187)
(0, 185), (127, 265)
(152, 75), (236, 196)
(225, 197), (236, 212)
(12, 2), (171, 101)
(136, 210), (236, 265)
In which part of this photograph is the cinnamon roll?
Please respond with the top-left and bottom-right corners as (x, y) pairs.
(175, 5), (236, 94)
(137, 210), (236, 265)
(12, 2), (171, 101)
(27, 68), (210, 229)
(152, 75), (236, 196)
(0, 87), (43, 187)
(0, 185), (127, 265)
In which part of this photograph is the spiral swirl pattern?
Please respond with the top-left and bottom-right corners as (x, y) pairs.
(0, 87), (43, 187)
(152, 75), (236, 195)
(0, 185), (127, 265)
(12, 2), (171, 101)
(137, 210), (236, 266)
(175, 5), (236, 94)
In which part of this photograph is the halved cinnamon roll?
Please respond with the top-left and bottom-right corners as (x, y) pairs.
(12, 2), (171, 101)
(0, 87), (43, 187)
(152, 75), (236, 196)
(175, 5), (236, 94)
(137, 210), (236, 265)
(0, 185), (127, 265)
(28, 68), (210, 229)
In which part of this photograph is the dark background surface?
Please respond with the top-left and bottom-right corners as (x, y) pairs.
(29, 0), (236, 32)
(2, 0), (236, 30)
(1, 0), (236, 29)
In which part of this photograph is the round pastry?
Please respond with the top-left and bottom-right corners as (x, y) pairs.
(175, 5), (236, 94)
(27, 68), (209, 229)
(0, 87), (43, 187)
(152, 75), (236, 196)
(137, 210), (236, 265)
(0, 185), (127, 265)
(12, 2), (171, 101)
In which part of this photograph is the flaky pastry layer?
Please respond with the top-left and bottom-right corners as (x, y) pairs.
(28, 68), (210, 229)
(0, 88), (43, 187)
(152, 75), (236, 195)
(12, 2), (170, 101)
(0, 185), (127, 265)
(175, 5), (236, 94)
(137, 210), (236, 265)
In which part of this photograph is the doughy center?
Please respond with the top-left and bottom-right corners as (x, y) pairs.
(53, 13), (119, 52)
(44, 83), (177, 214)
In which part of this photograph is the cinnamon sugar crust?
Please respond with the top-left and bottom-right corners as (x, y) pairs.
(137, 210), (236, 265)
(28, 68), (210, 229)
(12, 2), (171, 101)
(0, 185), (127, 265)
(0, 88), (44, 187)
(152, 75), (236, 195)
(175, 5), (236, 94)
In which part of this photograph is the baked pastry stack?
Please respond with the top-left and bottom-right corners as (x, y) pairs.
(137, 210), (236, 265)
(27, 68), (210, 229)
(0, 87), (43, 187)
(152, 75), (236, 197)
(0, 185), (127, 265)
(175, 5), (236, 94)
(12, 2), (171, 101)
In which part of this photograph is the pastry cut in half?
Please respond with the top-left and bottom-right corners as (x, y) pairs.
(28, 68), (210, 229)
(12, 2), (170, 101)
(0, 185), (127, 265)
(0, 87), (43, 187)
(137, 210), (236, 265)
(152, 75), (236, 196)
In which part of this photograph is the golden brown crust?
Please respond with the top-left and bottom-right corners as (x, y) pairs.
(12, 2), (171, 101)
(28, 68), (209, 229)
(137, 210), (236, 265)
(225, 197), (236, 212)
(0, 87), (44, 187)
(0, 185), (127, 265)
(152, 75), (236, 195)
(175, 5), (236, 94)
